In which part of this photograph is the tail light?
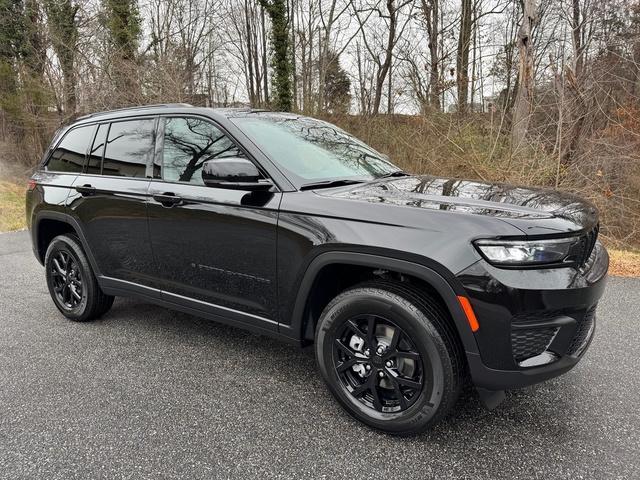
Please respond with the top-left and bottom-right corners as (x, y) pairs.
(27, 179), (37, 191)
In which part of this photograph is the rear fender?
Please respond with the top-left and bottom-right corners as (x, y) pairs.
(33, 211), (102, 277)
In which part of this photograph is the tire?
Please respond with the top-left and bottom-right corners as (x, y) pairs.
(314, 280), (464, 435)
(44, 234), (114, 322)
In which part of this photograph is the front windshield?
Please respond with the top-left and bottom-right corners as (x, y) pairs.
(231, 114), (400, 185)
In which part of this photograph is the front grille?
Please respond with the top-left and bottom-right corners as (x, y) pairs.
(511, 327), (558, 363)
(572, 224), (599, 268)
(567, 305), (597, 356)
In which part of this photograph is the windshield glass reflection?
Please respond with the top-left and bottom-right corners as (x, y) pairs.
(232, 113), (398, 183)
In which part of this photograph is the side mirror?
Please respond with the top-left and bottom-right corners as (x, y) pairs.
(202, 157), (273, 191)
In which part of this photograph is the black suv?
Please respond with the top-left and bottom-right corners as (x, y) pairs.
(26, 104), (608, 434)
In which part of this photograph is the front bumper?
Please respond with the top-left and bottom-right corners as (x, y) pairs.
(457, 241), (608, 391)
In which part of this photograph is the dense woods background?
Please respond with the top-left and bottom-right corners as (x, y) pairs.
(1, 0), (640, 248)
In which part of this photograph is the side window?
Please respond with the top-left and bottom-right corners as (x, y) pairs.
(45, 125), (94, 173)
(102, 119), (155, 177)
(86, 123), (108, 174)
(162, 117), (247, 185)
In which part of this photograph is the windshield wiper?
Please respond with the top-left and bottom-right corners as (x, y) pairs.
(377, 170), (410, 179)
(299, 179), (365, 191)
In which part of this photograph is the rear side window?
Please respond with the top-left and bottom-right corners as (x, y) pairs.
(86, 124), (108, 175)
(162, 117), (246, 185)
(102, 119), (155, 177)
(45, 125), (94, 173)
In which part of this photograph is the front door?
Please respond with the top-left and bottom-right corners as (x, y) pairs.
(146, 116), (281, 327)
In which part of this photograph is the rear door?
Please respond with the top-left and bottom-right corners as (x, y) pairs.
(67, 117), (157, 291)
(146, 115), (281, 328)
(37, 124), (96, 218)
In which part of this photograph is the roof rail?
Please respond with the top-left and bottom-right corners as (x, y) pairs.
(76, 103), (194, 121)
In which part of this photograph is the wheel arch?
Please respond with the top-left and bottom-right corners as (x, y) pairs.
(33, 211), (102, 276)
(282, 251), (480, 356)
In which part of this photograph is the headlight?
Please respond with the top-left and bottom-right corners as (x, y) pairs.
(474, 237), (579, 266)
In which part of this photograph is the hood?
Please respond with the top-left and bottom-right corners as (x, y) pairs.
(319, 175), (599, 235)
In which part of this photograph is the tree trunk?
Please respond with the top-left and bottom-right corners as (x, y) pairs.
(572, 0), (584, 77)
(356, 42), (368, 114)
(24, 0), (45, 79)
(511, 0), (537, 154)
(300, 29), (308, 111)
(456, 0), (472, 112)
(45, 0), (78, 117)
(561, 0), (589, 167)
(421, 0), (440, 111)
(305, 15), (313, 111)
(317, 0), (339, 113)
(387, 58), (393, 114)
(288, 0), (295, 109)
(259, 0), (292, 111)
(253, 10), (263, 104)
(372, 0), (397, 115)
(104, 0), (141, 105)
(245, 0), (256, 105)
(470, 1), (477, 109)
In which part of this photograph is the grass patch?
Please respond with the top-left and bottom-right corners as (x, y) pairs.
(0, 180), (26, 232)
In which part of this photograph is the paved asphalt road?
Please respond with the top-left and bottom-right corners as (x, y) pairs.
(0, 230), (638, 479)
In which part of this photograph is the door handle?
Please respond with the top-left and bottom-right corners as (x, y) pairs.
(75, 184), (96, 196)
(153, 192), (182, 207)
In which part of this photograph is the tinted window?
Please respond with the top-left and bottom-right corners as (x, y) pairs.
(102, 119), (155, 177)
(162, 117), (246, 185)
(46, 125), (94, 173)
(86, 124), (108, 174)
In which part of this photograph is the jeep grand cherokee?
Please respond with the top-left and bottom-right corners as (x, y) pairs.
(26, 104), (608, 434)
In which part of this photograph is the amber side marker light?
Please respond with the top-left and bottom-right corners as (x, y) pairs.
(457, 296), (480, 332)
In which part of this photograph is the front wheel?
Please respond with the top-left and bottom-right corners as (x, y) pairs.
(315, 281), (464, 435)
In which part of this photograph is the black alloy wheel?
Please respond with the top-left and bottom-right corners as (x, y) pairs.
(333, 314), (426, 413)
(315, 281), (464, 435)
(45, 234), (115, 322)
(50, 250), (84, 309)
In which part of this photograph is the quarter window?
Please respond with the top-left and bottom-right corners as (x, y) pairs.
(46, 125), (94, 173)
(102, 119), (155, 177)
(162, 117), (246, 185)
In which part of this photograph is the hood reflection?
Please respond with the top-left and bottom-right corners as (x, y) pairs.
(320, 175), (598, 226)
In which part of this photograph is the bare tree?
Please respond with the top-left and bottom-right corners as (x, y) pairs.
(560, 0), (596, 166)
(456, 0), (472, 112)
(421, 0), (441, 110)
(351, 0), (414, 114)
(317, 0), (351, 111)
(511, 0), (537, 152)
(45, 0), (79, 116)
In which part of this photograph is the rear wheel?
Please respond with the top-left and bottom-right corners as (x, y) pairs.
(45, 234), (114, 322)
(315, 281), (463, 435)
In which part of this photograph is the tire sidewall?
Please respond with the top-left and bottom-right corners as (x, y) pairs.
(315, 288), (453, 434)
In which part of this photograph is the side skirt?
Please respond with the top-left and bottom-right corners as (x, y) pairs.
(99, 276), (296, 344)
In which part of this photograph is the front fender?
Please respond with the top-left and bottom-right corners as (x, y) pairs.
(279, 250), (480, 356)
